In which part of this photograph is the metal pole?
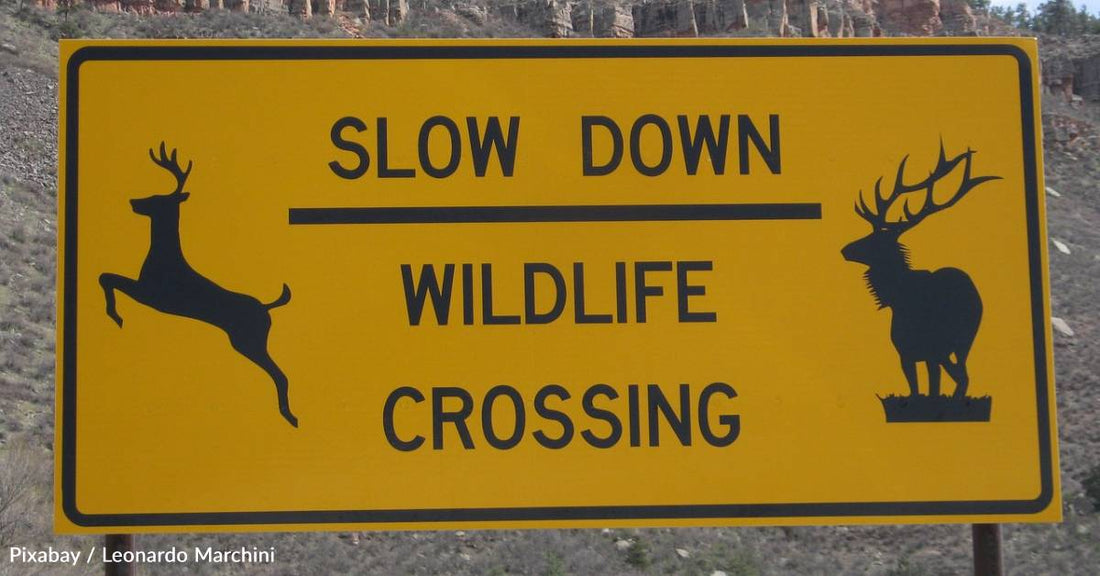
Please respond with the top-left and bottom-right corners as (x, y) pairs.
(972, 524), (1004, 576)
(105, 534), (136, 576)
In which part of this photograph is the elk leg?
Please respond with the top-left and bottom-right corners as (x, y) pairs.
(99, 273), (141, 328)
(927, 361), (943, 397)
(230, 331), (298, 428)
(943, 358), (970, 398)
(900, 357), (920, 397)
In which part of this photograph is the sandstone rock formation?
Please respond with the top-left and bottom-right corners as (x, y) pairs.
(517, 0), (575, 37)
(744, 0), (787, 34)
(1039, 37), (1100, 103)
(572, 1), (635, 37)
(33, 0), (980, 36)
(693, 0), (749, 35)
(1072, 54), (1100, 101)
(938, 0), (976, 33)
(878, 0), (940, 35)
(632, 0), (698, 37)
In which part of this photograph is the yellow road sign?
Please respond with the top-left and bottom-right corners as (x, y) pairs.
(57, 38), (1059, 533)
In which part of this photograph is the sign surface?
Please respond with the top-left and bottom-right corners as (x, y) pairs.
(57, 39), (1059, 532)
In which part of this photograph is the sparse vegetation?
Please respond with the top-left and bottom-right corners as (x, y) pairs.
(0, 0), (1098, 574)
(716, 549), (761, 576)
(0, 442), (47, 549)
(885, 557), (931, 576)
(624, 536), (650, 569)
(541, 551), (566, 576)
(0, 176), (55, 445)
(1085, 464), (1100, 511)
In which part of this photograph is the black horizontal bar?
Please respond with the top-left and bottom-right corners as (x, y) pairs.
(288, 203), (822, 225)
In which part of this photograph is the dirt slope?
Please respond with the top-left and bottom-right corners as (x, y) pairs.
(0, 6), (1097, 576)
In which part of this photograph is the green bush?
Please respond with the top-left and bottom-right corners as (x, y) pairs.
(885, 557), (930, 576)
(1084, 463), (1100, 511)
(625, 538), (650, 569)
(542, 551), (566, 576)
(721, 550), (760, 576)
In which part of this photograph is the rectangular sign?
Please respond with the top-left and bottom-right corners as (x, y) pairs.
(57, 38), (1059, 533)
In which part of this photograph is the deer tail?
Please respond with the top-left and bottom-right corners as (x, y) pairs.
(265, 284), (291, 310)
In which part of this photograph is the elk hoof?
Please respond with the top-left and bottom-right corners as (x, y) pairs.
(282, 411), (299, 428)
(108, 313), (123, 328)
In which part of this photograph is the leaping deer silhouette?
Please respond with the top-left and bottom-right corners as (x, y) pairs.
(99, 143), (298, 428)
(841, 143), (999, 423)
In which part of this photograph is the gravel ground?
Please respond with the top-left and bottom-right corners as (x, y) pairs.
(0, 63), (56, 191)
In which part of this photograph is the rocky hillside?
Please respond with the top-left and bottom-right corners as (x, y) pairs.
(1, 2), (1099, 574)
(30, 0), (990, 38)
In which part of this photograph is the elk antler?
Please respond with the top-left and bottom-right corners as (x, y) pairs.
(148, 142), (193, 196)
(854, 142), (1000, 232)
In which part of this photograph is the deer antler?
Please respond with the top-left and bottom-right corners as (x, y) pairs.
(148, 142), (192, 196)
(854, 142), (1000, 232)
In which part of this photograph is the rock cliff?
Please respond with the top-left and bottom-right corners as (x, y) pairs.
(35, 0), (984, 37)
(1039, 36), (1100, 103)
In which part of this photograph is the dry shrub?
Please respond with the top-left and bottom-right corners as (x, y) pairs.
(0, 439), (49, 547)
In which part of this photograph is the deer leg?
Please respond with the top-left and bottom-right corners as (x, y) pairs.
(900, 357), (920, 397)
(98, 273), (142, 328)
(259, 354), (297, 429)
(248, 351), (297, 428)
(230, 330), (298, 428)
(927, 361), (943, 397)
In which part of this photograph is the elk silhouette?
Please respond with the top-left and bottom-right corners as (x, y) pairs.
(841, 144), (999, 401)
(99, 143), (298, 427)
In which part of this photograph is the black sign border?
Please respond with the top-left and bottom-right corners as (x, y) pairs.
(61, 42), (1053, 528)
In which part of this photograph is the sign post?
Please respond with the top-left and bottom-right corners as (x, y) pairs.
(972, 524), (1004, 576)
(104, 534), (134, 576)
(57, 39), (1059, 534)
